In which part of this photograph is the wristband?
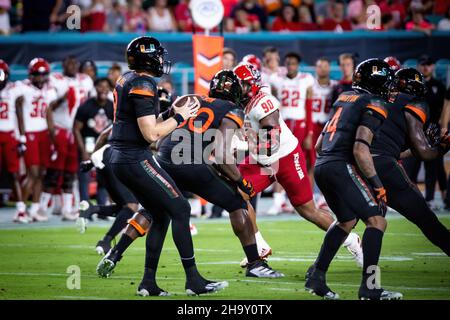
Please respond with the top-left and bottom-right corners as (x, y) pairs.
(368, 175), (383, 189)
(173, 113), (185, 125)
(19, 135), (26, 143)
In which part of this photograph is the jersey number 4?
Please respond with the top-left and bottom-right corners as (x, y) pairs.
(326, 107), (342, 141)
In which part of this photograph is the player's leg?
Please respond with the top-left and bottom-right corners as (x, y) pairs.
(168, 162), (283, 278)
(103, 156), (228, 294)
(376, 157), (450, 256)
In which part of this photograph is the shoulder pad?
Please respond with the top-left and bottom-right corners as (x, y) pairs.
(225, 107), (245, 128)
(404, 98), (428, 124)
(366, 97), (388, 119)
(128, 76), (156, 98)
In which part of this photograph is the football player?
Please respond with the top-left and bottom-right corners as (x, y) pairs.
(0, 60), (27, 223)
(40, 56), (94, 221)
(16, 58), (58, 222)
(234, 63), (363, 268)
(306, 59), (402, 300)
(370, 67), (450, 256)
(96, 36), (227, 296)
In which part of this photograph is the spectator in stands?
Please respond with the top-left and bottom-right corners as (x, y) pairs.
(347, 0), (377, 30)
(222, 47), (237, 69)
(298, 4), (318, 30)
(80, 0), (107, 32)
(378, 0), (406, 29)
(315, 0), (335, 25)
(271, 4), (301, 31)
(223, 0), (239, 17)
(227, 7), (261, 32)
(80, 60), (97, 81)
(230, 0), (267, 30)
(320, 0), (352, 31)
(406, 8), (435, 35)
(147, 0), (177, 32)
(404, 55), (448, 209)
(380, 13), (396, 30)
(107, 63), (122, 85)
(330, 53), (355, 104)
(106, 0), (126, 32)
(21, 0), (64, 32)
(261, 46), (286, 88)
(174, 0), (193, 32)
(437, 6), (450, 30)
(124, 0), (148, 33)
(0, 0), (10, 35)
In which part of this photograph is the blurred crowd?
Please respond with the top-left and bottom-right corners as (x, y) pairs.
(0, 0), (450, 35)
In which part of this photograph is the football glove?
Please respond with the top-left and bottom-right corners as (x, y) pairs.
(368, 175), (387, 216)
(80, 159), (94, 172)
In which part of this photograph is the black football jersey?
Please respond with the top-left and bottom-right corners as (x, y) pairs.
(371, 93), (429, 159)
(316, 90), (388, 166)
(110, 71), (159, 150)
(158, 97), (244, 164)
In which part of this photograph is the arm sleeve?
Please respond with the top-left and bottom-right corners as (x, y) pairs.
(128, 77), (158, 118)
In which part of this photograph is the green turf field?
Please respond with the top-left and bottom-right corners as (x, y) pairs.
(0, 216), (449, 300)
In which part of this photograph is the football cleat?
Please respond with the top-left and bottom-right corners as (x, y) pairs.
(96, 249), (122, 278)
(13, 211), (29, 224)
(343, 232), (363, 268)
(246, 260), (284, 278)
(137, 280), (170, 297)
(62, 211), (78, 221)
(95, 239), (111, 256)
(305, 264), (315, 281)
(304, 266), (340, 300)
(30, 211), (49, 222)
(359, 287), (403, 300)
(185, 280), (229, 296)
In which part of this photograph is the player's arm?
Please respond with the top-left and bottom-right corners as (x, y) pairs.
(15, 95), (27, 154)
(73, 119), (88, 160)
(94, 125), (112, 152)
(353, 103), (388, 214)
(137, 96), (199, 142)
(399, 149), (412, 159)
(404, 109), (442, 161)
(439, 97), (450, 134)
(259, 110), (281, 157)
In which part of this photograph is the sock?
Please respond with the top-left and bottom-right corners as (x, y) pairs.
(255, 231), (270, 252)
(114, 234), (133, 256)
(29, 202), (40, 216)
(243, 244), (260, 264)
(52, 194), (62, 214)
(184, 264), (203, 281)
(361, 227), (384, 287)
(39, 192), (51, 211)
(102, 235), (113, 244)
(106, 207), (134, 238)
(16, 201), (26, 213)
(143, 267), (157, 283)
(62, 193), (73, 215)
(315, 224), (349, 272)
(272, 192), (284, 208)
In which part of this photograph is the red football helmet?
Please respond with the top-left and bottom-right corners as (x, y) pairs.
(0, 59), (9, 90)
(233, 63), (262, 103)
(242, 54), (262, 71)
(384, 56), (401, 72)
(28, 58), (50, 75)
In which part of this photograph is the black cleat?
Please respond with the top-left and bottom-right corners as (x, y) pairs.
(96, 249), (122, 278)
(246, 260), (284, 278)
(95, 239), (111, 256)
(358, 286), (403, 300)
(305, 267), (339, 300)
(305, 264), (315, 281)
(137, 280), (170, 297)
(185, 279), (228, 296)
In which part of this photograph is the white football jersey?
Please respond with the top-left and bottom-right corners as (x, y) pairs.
(0, 82), (22, 132)
(244, 91), (298, 166)
(50, 73), (93, 130)
(311, 78), (337, 124)
(19, 79), (58, 133)
(272, 72), (314, 121)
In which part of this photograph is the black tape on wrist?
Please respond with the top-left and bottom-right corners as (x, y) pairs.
(173, 113), (184, 125)
(368, 175), (383, 190)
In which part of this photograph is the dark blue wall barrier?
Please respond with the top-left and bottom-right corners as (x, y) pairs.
(1, 31), (449, 66)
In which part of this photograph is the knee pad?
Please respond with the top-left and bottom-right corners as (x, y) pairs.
(44, 169), (61, 189)
(62, 172), (74, 190)
(127, 209), (152, 237)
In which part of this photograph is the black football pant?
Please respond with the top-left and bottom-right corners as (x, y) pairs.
(374, 156), (450, 256)
(109, 149), (194, 270)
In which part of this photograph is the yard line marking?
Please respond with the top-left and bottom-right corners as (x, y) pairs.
(55, 296), (109, 300)
(411, 252), (446, 256)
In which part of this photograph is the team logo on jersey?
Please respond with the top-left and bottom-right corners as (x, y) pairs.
(293, 152), (305, 180)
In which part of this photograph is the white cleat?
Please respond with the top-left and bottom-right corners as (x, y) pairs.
(266, 204), (282, 216)
(343, 232), (363, 268)
(62, 211), (79, 221)
(30, 212), (49, 222)
(186, 281), (229, 296)
(13, 212), (29, 224)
